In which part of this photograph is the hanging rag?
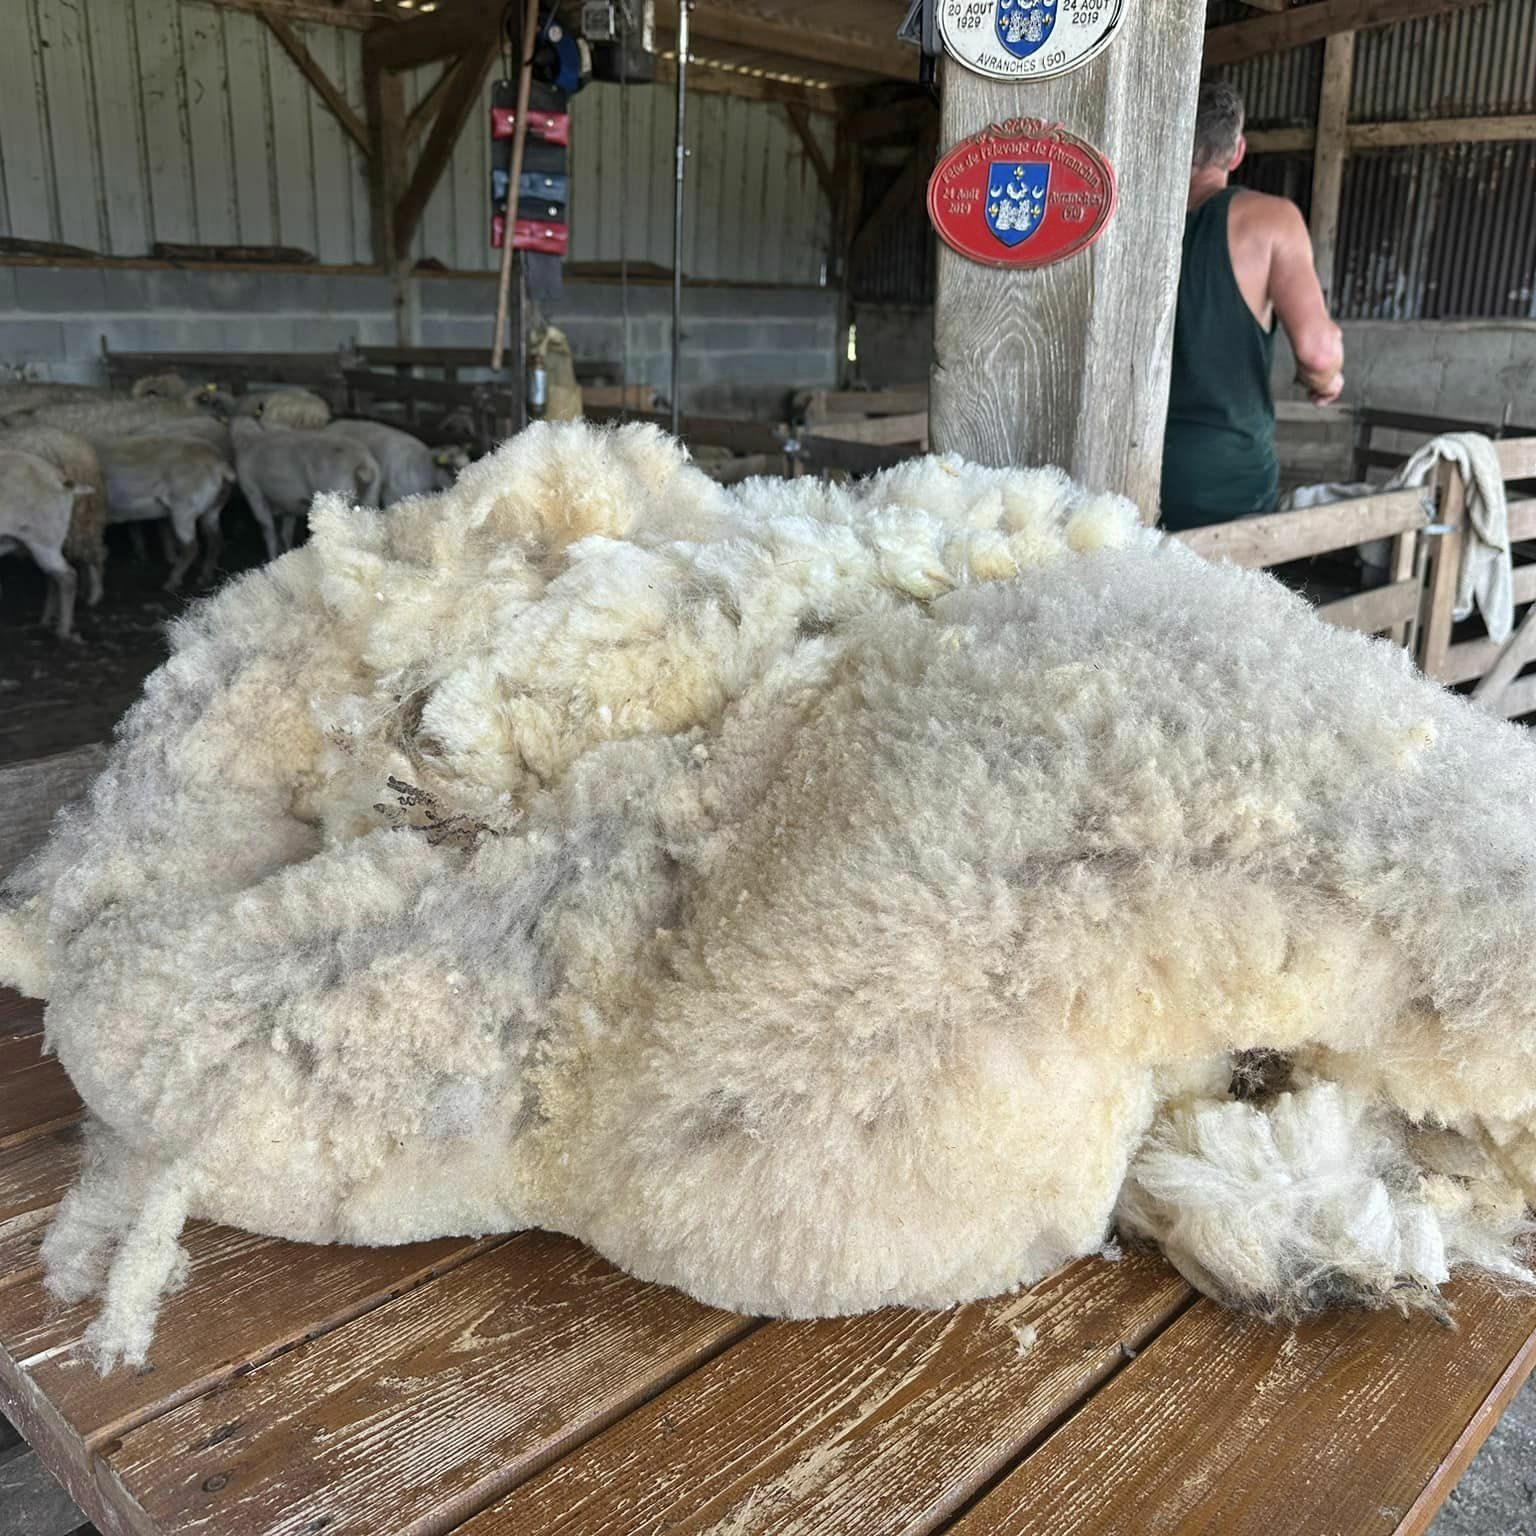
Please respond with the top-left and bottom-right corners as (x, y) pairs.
(1391, 434), (1512, 643)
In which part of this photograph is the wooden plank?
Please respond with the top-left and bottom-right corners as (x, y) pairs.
(1472, 602), (1536, 708)
(363, 0), (503, 71)
(222, 8), (279, 249)
(394, 45), (496, 262)
(1441, 636), (1503, 685)
(805, 387), (930, 421)
(1203, 0), (1489, 68)
(1310, 31), (1355, 304)
(363, 52), (406, 269)
(809, 410), (929, 446)
(655, 0), (913, 79)
(1420, 462), (1466, 679)
(586, 406), (789, 456)
(949, 1275), (1536, 1536)
(259, 7), (369, 154)
(458, 1253), (1190, 1536)
(1316, 576), (1420, 635)
(0, 1129), (81, 1290)
(1353, 112), (1536, 147)
(1496, 436), (1536, 481)
(406, 60), (460, 148)
(1174, 488), (1425, 569)
(0, 1224), (505, 1452)
(0, 744), (108, 880)
(0, 1035), (80, 1151)
(190, 0), (380, 28)
(0, 993), (43, 1038)
(931, 0), (1206, 514)
(1491, 673), (1536, 721)
(1506, 497), (1536, 542)
(108, 1234), (754, 1536)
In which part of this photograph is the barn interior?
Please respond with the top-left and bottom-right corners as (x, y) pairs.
(4, 4), (1536, 1533)
(1, 0), (1533, 765)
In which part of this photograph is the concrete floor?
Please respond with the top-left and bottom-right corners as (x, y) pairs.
(1430, 1374), (1536, 1536)
(4, 1380), (1536, 1534)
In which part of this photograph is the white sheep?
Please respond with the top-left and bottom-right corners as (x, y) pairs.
(235, 388), (332, 430)
(323, 419), (465, 507)
(28, 398), (232, 461)
(231, 417), (380, 557)
(9, 420), (1536, 1370)
(0, 425), (108, 613)
(95, 435), (237, 591)
(0, 448), (90, 640)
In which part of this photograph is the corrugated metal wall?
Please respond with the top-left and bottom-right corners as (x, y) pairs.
(1217, 0), (1536, 320)
(0, 0), (832, 283)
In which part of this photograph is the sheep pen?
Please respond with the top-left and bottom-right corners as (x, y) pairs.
(4, 419), (1535, 1371)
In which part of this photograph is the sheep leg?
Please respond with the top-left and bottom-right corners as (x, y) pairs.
(279, 512), (298, 552)
(127, 523), (149, 563)
(195, 506), (224, 585)
(163, 506), (200, 593)
(158, 519), (179, 566)
(28, 539), (78, 642)
(82, 1164), (195, 1371)
(239, 474), (280, 562)
(85, 551), (105, 607)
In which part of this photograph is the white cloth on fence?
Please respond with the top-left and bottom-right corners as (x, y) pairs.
(1279, 434), (1512, 643)
(1392, 434), (1512, 644)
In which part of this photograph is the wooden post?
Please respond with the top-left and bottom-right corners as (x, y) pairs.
(1310, 30), (1356, 304)
(1419, 460), (1465, 679)
(929, 2), (1205, 514)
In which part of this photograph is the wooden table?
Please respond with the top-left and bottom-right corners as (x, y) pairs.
(3, 986), (1535, 1536)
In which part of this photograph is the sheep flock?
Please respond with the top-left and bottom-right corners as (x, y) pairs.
(0, 374), (464, 638)
(5, 418), (1536, 1369)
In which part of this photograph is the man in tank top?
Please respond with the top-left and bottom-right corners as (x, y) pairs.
(1160, 82), (1345, 532)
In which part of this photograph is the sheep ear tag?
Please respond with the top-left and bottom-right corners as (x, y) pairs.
(928, 120), (1117, 269)
(938, 0), (1125, 81)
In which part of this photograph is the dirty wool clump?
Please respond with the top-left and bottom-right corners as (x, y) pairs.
(5, 421), (1536, 1368)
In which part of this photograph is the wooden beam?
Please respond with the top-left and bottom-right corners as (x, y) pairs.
(1175, 488), (1424, 568)
(364, 0), (501, 71)
(1246, 112), (1536, 155)
(654, 1), (913, 80)
(784, 104), (837, 203)
(394, 46), (497, 262)
(1204, 0), (1490, 67)
(1309, 31), (1355, 303)
(259, 7), (370, 154)
(191, 0), (381, 29)
(363, 54), (406, 270)
(931, 0), (1206, 515)
(654, 58), (839, 114)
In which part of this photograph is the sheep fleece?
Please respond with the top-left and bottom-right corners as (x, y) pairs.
(6, 421), (1536, 1367)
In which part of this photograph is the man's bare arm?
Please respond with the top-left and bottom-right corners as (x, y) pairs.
(1267, 200), (1345, 404)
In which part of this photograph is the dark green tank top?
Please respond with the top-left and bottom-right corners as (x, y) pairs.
(1160, 188), (1278, 531)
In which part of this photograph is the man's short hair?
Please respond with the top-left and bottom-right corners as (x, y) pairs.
(1193, 81), (1245, 171)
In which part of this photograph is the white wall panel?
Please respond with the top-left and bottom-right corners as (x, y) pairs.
(1, 0), (831, 284)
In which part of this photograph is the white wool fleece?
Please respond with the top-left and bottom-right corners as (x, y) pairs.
(5, 420), (1536, 1368)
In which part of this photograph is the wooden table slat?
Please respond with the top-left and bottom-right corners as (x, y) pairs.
(1, 1225), (506, 1451)
(0, 990), (43, 1036)
(947, 1278), (1536, 1536)
(108, 1232), (755, 1536)
(0, 1029), (81, 1149)
(459, 1250), (1191, 1536)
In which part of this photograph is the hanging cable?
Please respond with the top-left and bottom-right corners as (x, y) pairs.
(618, 3), (631, 420)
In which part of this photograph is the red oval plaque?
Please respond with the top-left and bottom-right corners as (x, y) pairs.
(927, 118), (1118, 270)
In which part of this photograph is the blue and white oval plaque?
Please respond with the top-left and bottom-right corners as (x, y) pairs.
(937, 0), (1126, 83)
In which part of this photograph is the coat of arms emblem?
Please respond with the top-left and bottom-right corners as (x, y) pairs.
(985, 162), (1051, 248)
(995, 0), (1056, 58)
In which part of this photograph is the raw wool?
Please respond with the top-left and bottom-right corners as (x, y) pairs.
(5, 420), (1536, 1368)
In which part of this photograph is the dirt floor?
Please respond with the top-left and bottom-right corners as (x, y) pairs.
(0, 510), (271, 767)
